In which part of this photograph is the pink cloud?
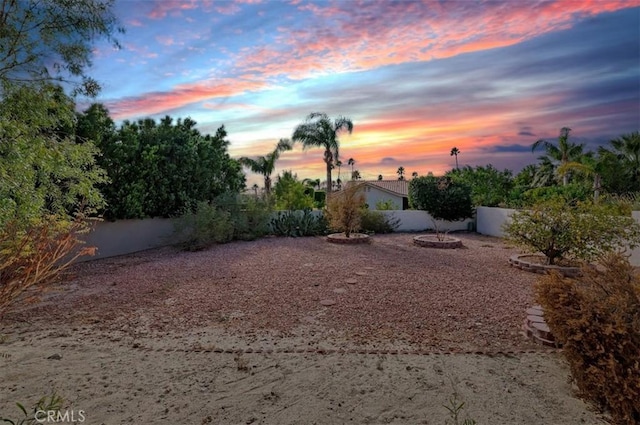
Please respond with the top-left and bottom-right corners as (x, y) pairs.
(234, 0), (639, 81)
(147, 0), (199, 19)
(108, 79), (269, 120)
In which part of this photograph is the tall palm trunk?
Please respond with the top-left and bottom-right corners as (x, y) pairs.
(325, 152), (333, 195)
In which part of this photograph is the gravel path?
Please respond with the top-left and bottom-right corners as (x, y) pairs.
(5, 233), (542, 353)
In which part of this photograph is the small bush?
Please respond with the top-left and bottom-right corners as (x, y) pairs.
(270, 209), (327, 237)
(0, 216), (95, 317)
(175, 202), (234, 251)
(375, 199), (397, 210)
(325, 184), (366, 237)
(504, 197), (640, 265)
(360, 209), (399, 234)
(536, 254), (640, 424)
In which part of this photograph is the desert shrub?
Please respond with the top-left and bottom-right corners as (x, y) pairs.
(214, 193), (271, 241)
(325, 184), (366, 237)
(175, 193), (272, 250)
(0, 217), (95, 317)
(408, 176), (474, 236)
(360, 209), (399, 234)
(504, 196), (640, 265)
(270, 209), (327, 237)
(536, 254), (640, 424)
(273, 171), (315, 211)
(175, 202), (234, 251)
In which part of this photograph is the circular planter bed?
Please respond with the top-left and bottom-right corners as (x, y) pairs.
(509, 254), (582, 278)
(326, 233), (371, 245)
(413, 235), (463, 249)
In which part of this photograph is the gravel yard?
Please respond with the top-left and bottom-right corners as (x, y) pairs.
(6, 233), (541, 353)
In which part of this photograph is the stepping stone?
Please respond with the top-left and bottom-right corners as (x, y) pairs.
(355, 271), (367, 276)
(364, 267), (375, 270)
(526, 315), (545, 324)
(333, 288), (347, 294)
(345, 278), (358, 285)
(320, 299), (336, 306)
(526, 306), (544, 316)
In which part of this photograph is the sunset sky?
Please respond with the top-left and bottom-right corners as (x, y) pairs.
(89, 0), (640, 185)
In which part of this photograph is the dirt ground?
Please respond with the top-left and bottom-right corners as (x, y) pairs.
(0, 234), (607, 424)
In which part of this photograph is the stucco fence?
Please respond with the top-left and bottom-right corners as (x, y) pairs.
(73, 208), (640, 266)
(74, 211), (475, 262)
(476, 206), (640, 267)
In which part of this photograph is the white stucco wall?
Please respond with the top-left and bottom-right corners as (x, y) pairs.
(380, 210), (474, 232)
(76, 218), (176, 262)
(363, 186), (403, 210)
(476, 206), (516, 237)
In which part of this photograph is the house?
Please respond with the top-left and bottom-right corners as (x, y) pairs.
(346, 180), (409, 210)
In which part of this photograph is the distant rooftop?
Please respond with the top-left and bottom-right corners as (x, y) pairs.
(346, 179), (409, 196)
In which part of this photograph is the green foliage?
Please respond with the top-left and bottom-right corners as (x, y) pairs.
(313, 190), (326, 209)
(325, 184), (366, 237)
(83, 112), (245, 219)
(175, 194), (271, 250)
(175, 201), (234, 251)
(375, 199), (397, 210)
(0, 0), (123, 96)
(360, 209), (399, 234)
(519, 183), (591, 207)
(504, 197), (640, 265)
(270, 209), (327, 237)
(0, 84), (107, 228)
(273, 171), (315, 211)
(0, 392), (64, 425)
(536, 254), (640, 424)
(446, 165), (513, 207)
(408, 176), (474, 222)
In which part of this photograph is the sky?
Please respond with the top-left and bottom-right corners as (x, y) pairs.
(89, 0), (640, 186)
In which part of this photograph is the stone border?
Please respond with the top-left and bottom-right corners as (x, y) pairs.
(326, 233), (371, 244)
(413, 235), (463, 249)
(509, 254), (581, 278)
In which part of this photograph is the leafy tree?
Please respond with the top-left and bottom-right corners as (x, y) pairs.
(89, 112), (245, 219)
(446, 165), (513, 207)
(274, 171), (314, 211)
(411, 171), (418, 178)
(598, 131), (640, 194)
(0, 0), (123, 96)
(377, 174), (383, 181)
(239, 139), (292, 197)
(504, 197), (640, 265)
(292, 112), (353, 194)
(0, 84), (106, 226)
(532, 127), (587, 186)
(450, 147), (460, 169)
(408, 175), (474, 237)
(351, 170), (361, 180)
(397, 166), (405, 180)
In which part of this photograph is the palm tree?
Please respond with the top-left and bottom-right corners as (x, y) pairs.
(450, 147), (460, 169)
(397, 166), (405, 180)
(598, 131), (640, 192)
(411, 171), (418, 179)
(532, 127), (585, 186)
(347, 158), (355, 179)
(377, 174), (383, 181)
(239, 138), (293, 196)
(292, 113), (353, 194)
(251, 183), (259, 197)
(352, 170), (361, 180)
(336, 160), (342, 183)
